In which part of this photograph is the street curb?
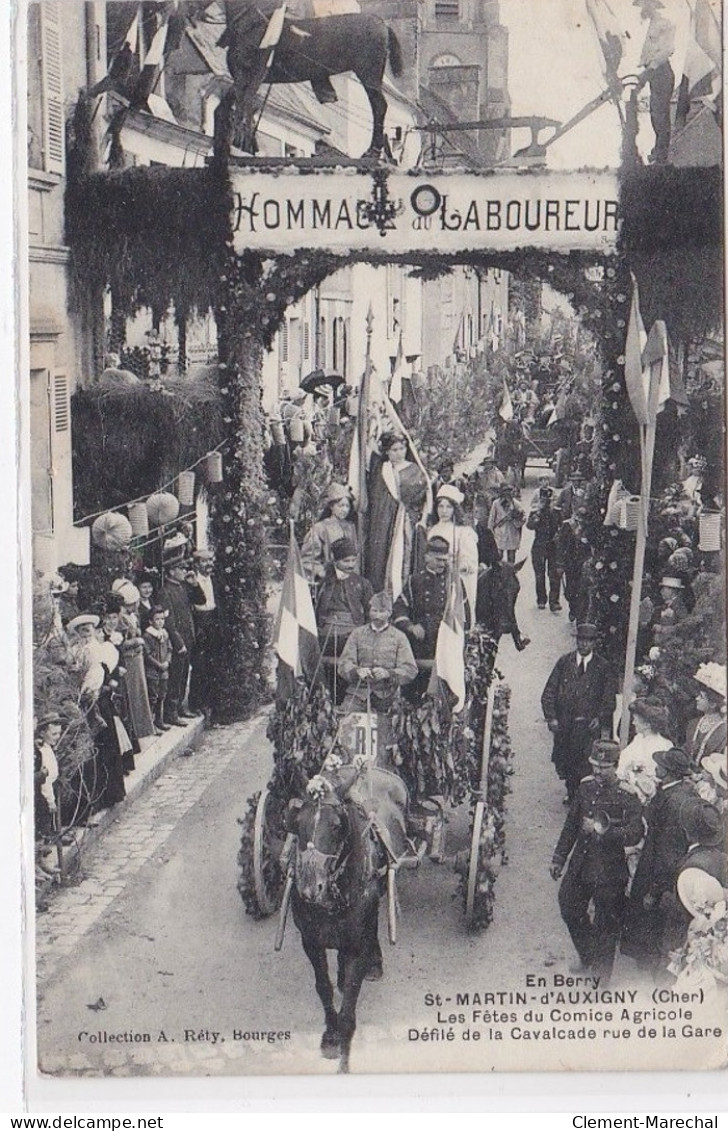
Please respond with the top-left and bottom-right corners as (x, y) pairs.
(38, 717), (207, 900)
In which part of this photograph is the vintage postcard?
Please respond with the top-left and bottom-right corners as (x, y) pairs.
(22, 0), (727, 1084)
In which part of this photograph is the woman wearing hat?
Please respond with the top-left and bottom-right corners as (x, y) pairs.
(487, 483), (526, 566)
(686, 663), (727, 768)
(427, 485), (479, 612)
(301, 483), (358, 583)
(363, 433), (429, 595)
(617, 695), (673, 804)
(111, 579), (156, 743)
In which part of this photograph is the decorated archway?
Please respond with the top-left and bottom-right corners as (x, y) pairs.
(65, 97), (723, 722)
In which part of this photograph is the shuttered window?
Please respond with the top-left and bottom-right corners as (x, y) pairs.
(280, 321), (289, 363)
(40, 1), (64, 174)
(435, 0), (459, 18)
(52, 373), (69, 433)
(303, 322), (310, 360)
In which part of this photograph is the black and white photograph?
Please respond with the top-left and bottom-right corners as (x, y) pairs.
(22, 0), (727, 1083)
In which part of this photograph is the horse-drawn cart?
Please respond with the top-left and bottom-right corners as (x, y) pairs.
(238, 630), (513, 930)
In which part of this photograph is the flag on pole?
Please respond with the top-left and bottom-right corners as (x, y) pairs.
(260, 3), (287, 50)
(642, 319), (688, 414)
(273, 527), (320, 700)
(624, 276), (650, 426)
(584, 0), (627, 89)
(389, 330), (405, 405)
(499, 378), (514, 422)
(676, 0), (722, 125)
(89, 12), (139, 98)
(428, 567), (466, 713)
(130, 16), (170, 112)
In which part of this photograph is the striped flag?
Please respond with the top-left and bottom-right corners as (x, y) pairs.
(428, 566), (466, 713)
(273, 527), (320, 699)
(389, 330), (405, 405)
(130, 16), (170, 112)
(499, 378), (514, 422)
(89, 12), (138, 98)
(676, 0), (722, 126)
(624, 276), (650, 426)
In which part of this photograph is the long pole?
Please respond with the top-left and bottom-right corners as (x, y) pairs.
(619, 363), (660, 745)
(357, 305), (374, 570)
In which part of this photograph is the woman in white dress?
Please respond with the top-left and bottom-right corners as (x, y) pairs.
(617, 695), (673, 804)
(426, 484), (479, 614)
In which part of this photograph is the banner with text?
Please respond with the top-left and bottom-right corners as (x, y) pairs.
(230, 168), (620, 256)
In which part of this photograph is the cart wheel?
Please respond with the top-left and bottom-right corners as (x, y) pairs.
(465, 799), (486, 927)
(237, 788), (285, 919)
(252, 787), (286, 916)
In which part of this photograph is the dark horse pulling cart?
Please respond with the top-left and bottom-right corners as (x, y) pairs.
(237, 631), (514, 1071)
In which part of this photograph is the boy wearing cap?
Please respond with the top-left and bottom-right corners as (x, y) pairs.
(393, 536), (471, 703)
(34, 714), (63, 841)
(315, 538), (373, 704)
(143, 607), (173, 734)
(541, 624), (616, 802)
(550, 740), (643, 981)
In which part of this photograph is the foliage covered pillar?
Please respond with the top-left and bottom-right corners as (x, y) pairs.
(208, 251), (272, 723)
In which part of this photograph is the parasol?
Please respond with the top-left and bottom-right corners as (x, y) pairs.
(300, 369), (345, 395)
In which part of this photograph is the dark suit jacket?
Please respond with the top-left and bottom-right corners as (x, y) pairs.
(553, 775), (643, 887)
(541, 650), (615, 773)
(158, 578), (206, 653)
(631, 779), (697, 902)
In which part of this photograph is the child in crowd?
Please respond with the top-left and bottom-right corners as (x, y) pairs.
(143, 606), (172, 735)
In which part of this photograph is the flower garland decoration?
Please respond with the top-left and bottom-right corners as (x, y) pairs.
(668, 901), (728, 990)
(455, 683), (515, 931)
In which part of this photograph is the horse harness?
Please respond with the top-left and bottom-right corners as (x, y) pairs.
(293, 796), (382, 914)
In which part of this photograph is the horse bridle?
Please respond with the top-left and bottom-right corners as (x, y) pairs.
(294, 797), (353, 912)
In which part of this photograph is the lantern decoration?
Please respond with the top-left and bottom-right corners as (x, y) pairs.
(617, 496), (641, 532)
(699, 511), (722, 552)
(288, 415), (305, 443)
(177, 470), (196, 507)
(127, 501), (149, 537)
(205, 451), (223, 483)
(270, 419), (286, 445)
(146, 491), (180, 528)
(91, 511), (133, 552)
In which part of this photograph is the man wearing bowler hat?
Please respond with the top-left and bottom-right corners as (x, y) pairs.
(158, 554), (206, 727)
(541, 623), (616, 802)
(620, 746), (698, 972)
(550, 740), (643, 980)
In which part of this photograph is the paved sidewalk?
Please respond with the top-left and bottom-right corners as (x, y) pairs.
(35, 712), (269, 987)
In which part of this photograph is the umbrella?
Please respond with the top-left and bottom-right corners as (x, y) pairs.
(300, 370), (345, 395)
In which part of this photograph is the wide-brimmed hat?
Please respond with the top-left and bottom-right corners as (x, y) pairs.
(437, 484), (465, 506)
(660, 576), (684, 589)
(680, 799), (724, 847)
(589, 739), (620, 767)
(654, 747), (693, 778)
(67, 613), (100, 632)
(576, 622), (598, 640)
(112, 578), (140, 606)
(694, 662), (727, 700)
(629, 695), (670, 731)
(677, 869), (724, 918)
(426, 535), (451, 556)
(331, 537), (357, 562)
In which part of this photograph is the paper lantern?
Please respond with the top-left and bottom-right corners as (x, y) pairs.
(617, 496), (641, 532)
(288, 416), (305, 443)
(270, 420), (286, 445)
(127, 502), (149, 537)
(177, 470), (196, 507)
(206, 451), (223, 483)
(699, 511), (722, 552)
(146, 491), (180, 528)
(92, 511), (133, 552)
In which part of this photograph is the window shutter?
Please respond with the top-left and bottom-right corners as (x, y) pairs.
(52, 373), (69, 433)
(280, 321), (289, 363)
(40, 1), (64, 175)
(303, 322), (310, 360)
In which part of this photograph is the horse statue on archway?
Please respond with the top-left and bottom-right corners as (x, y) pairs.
(207, 0), (404, 158)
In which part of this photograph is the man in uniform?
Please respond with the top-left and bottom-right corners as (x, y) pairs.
(393, 536), (470, 703)
(338, 591), (417, 760)
(550, 740), (643, 981)
(541, 623), (616, 802)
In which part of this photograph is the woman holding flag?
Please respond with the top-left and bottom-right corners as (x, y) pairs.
(363, 432), (429, 597)
(426, 484), (479, 613)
